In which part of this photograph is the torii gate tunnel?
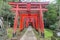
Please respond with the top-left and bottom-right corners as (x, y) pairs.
(9, 2), (48, 37)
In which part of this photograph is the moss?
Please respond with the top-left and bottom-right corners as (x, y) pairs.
(45, 29), (53, 38)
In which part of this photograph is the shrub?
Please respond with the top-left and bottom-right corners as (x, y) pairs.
(50, 25), (56, 30)
(50, 23), (58, 30)
(7, 28), (13, 38)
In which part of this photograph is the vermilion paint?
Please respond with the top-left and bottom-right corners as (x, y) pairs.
(9, 2), (48, 35)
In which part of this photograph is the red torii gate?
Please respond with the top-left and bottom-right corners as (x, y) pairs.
(9, 2), (48, 37)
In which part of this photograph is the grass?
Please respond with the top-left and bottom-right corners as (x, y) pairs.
(7, 28), (27, 40)
(7, 28), (13, 38)
(33, 28), (53, 40)
(7, 28), (53, 40)
(45, 29), (53, 38)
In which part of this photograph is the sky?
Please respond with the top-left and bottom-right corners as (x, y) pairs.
(40, 0), (55, 2)
(47, 0), (55, 2)
(21, 0), (56, 3)
(40, 0), (56, 3)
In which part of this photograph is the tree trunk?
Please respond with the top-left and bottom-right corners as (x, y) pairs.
(7, 16), (8, 28)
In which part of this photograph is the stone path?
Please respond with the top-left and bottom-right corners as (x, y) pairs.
(20, 26), (37, 40)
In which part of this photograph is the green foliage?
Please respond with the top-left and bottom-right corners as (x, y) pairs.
(0, 0), (14, 27)
(44, 3), (57, 28)
(5, 0), (19, 2)
(45, 29), (53, 38)
(50, 22), (58, 30)
(7, 28), (13, 38)
(50, 25), (56, 30)
(0, 0), (59, 28)
(0, 0), (14, 18)
(56, 0), (60, 4)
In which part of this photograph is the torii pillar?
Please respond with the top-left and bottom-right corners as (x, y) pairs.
(39, 4), (45, 37)
(9, 2), (49, 37)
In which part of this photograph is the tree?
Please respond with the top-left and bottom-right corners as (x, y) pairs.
(56, 0), (60, 30)
(44, 3), (57, 28)
(56, 0), (60, 4)
(0, 0), (14, 27)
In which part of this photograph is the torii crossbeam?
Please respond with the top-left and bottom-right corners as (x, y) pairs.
(9, 1), (48, 37)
